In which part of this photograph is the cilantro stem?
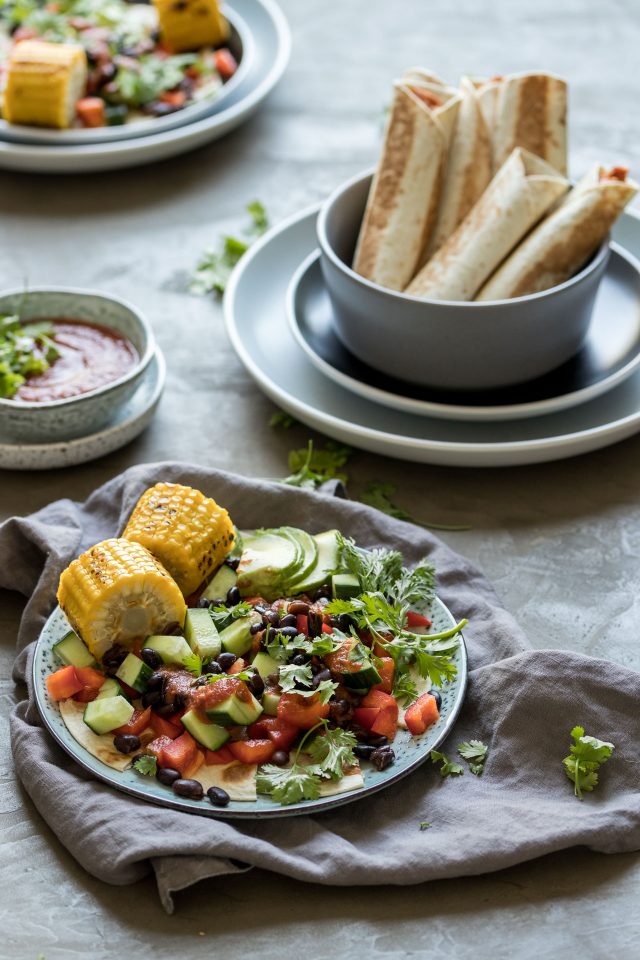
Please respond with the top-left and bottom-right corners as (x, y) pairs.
(292, 720), (328, 765)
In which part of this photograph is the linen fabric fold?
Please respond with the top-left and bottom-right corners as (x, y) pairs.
(3, 462), (640, 913)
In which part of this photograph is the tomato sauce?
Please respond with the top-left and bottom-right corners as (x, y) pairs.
(14, 319), (138, 403)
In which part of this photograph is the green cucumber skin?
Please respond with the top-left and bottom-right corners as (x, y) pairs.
(339, 665), (382, 690)
(180, 710), (230, 751)
(205, 691), (263, 726)
(219, 614), (261, 657)
(96, 678), (125, 700)
(261, 690), (281, 716)
(52, 631), (97, 669)
(184, 609), (222, 661)
(83, 695), (134, 735)
(202, 565), (237, 602)
(144, 635), (194, 668)
(331, 573), (361, 601)
(116, 653), (153, 693)
(251, 651), (280, 682)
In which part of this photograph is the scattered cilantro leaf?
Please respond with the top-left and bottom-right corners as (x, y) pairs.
(270, 410), (298, 429)
(183, 652), (202, 677)
(392, 668), (419, 705)
(133, 754), (157, 777)
(278, 662), (314, 693)
(360, 482), (471, 532)
(430, 750), (464, 778)
(419, 821), (431, 831)
(307, 727), (357, 779)
(458, 740), (488, 776)
(257, 763), (322, 805)
(113, 53), (197, 107)
(205, 669), (254, 684)
(190, 202), (269, 296)
(562, 726), (614, 800)
(209, 600), (253, 628)
(282, 440), (352, 490)
(313, 678), (339, 704)
(0, 314), (60, 399)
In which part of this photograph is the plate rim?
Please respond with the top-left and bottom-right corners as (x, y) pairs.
(287, 247), (640, 423)
(32, 594), (468, 819)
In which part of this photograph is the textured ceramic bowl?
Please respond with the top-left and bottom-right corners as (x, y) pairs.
(0, 287), (154, 443)
(317, 169), (610, 391)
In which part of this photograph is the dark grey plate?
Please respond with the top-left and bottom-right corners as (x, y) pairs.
(287, 246), (640, 422)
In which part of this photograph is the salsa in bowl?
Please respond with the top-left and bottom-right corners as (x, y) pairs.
(0, 287), (154, 443)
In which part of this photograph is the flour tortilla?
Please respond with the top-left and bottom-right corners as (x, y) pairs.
(425, 75), (492, 257)
(406, 147), (570, 301)
(197, 762), (258, 802)
(491, 72), (568, 175)
(59, 699), (133, 771)
(352, 80), (461, 291)
(477, 166), (638, 300)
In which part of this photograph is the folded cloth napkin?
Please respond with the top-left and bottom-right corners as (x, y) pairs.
(3, 462), (639, 913)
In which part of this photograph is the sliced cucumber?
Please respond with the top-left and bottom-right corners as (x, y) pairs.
(83, 695), (133, 735)
(262, 689), (281, 716)
(251, 651), (280, 682)
(96, 678), (125, 700)
(205, 689), (263, 726)
(181, 709), (230, 751)
(184, 609), (221, 662)
(328, 636), (382, 691)
(219, 612), (262, 657)
(331, 572), (361, 600)
(201, 564), (238, 602)
(144, 634), (195, 669)
(52, 630), (97, 669)
(236, 530), (300, 598)
(288, 529), (341, 596)
(116, 653), (153, 693)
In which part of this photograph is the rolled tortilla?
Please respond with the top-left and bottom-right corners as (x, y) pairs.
(492, 72), (568, 175)
(405, 148), (570, 301)
(352, 79), (461, 291)
(477, 166), (638, 300)
(425, 75), (492, 258)
(467, 76), (502, 152)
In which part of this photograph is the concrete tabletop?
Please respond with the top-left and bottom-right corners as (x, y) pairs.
(1, 0), (639, 956)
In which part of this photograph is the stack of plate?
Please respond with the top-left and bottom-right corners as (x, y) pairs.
(225, 205), (640, 467)
(0, 0), (290, 174)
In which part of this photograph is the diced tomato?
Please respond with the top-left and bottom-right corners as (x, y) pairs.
(357, 689), (399, 742)
(149, 712), (182, 740)
(159, 730), (198, 776)
(73, 664), (106, 702)
(166, 709), (186, 730)
(371, 657), (394, 694)
(46, 665), (83, 701)
(406, 610), (432, 629)
(228, 739), (276, 765)
(159, 90), (186, 108)
(228, 657), (247, 675)
(145, 735), (174, 759)
(205, 745), (236, 765)
(404, 693), (440, 736)
(76, 96), (106, 128)
(370, 707), (398, 742)
(214, 47), (237, 81)
(183, 749), (205, 779)
(277, 692), (330, 729)
(114, 706), (152, 737)
(352, 706), (380, 731)
(321, 623), (333, 635)
(247, 716), (299, 751)
(296, 614), (309, 636)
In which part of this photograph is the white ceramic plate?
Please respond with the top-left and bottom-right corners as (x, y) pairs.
(224, 204), (640, 468)
(0, 0), (289, 173)
(0, 5), (254, 146)
(288, 248), (640, 422)
(0, 348), (165, 470)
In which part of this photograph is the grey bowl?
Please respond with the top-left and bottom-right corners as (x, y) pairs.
(317, 169), (611, 391)
(0, 287), (155, 443)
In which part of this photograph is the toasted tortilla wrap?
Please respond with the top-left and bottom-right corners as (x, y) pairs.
(352, 79), (461, 291)
(406, 148), (570, 302)
(59, 699), (133, 771)
(477, 166), (638, 300)
(491, 72), (567, 175)
(425, 76), (492, 257)
(197, 762), (258, 802)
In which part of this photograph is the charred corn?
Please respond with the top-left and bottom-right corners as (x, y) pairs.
(3, 41), (88, 130)
(57, 538), (187, 660)
(152, 0), (228, 52)
(123, 482), (235, 596)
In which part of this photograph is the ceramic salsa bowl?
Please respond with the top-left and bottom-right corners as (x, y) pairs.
(0, 287), (154, 443)
(316, 169), (610, 391)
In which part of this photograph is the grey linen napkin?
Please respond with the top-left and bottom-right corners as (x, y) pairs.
(3, 462), (639, 913)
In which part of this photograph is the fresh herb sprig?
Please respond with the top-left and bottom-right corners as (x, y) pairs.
(430, 750), (464, 778)
(361, 482), (472, 532)
(113, 54), (197, 107)
(208, 600), (253, 628)
(132, 754), (157, 776)
(0, 315), (60, 399)
(458, 740), (488, 776)
(283, 439), (352, 490)
(257, 722), (357, 805)
(562, 726), (614, 800)
(277, 662), (337, 703)
(205, 669), (255, 684)
(190, 202), (269, 295)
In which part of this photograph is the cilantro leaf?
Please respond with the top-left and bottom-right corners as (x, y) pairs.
(392, 668), (419, 705)
(270, 410), (298, 429)
(307, 727), (357, 779)
(430, 750), (464, 778)
(113, 54), (197, 107)
(209, 601), (253, 628)
(183, 652), (202, 676)
(313, 678), (339, 704)
(282, 440), (352, 490)
(458, 740), (488, 776)
(257, 762), (322, 805)
(419, 821), (432, 831)
(246, 200), (269, 234)
(562, 726), (614, 799)
(360, 482), (471, 532)
(133, 754), (157, 777)
(190, 202), (269, 296)
(0, 313), (60, 399)
(278, 662), (314, 693)
(205, 669), (255, 684)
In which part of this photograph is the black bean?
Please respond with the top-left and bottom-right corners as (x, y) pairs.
(278, 626), (299, 640)
(207, 786), (230, 807)
(370, 746), (395, 771)
(249, 672), (265, 696)
(146, 671), (164, 690)
(353, 744), (376, 760)
(336, 614), (353, 632)
(217, 652), (237, 671)
(154, 703), (175, 718)
(142, 688), (162, 706)
(113, 734), (140, 754)
(140, 647), (163, 669)
(173, 778), (204, 800)
(291, 653), (309, 666)
(328, 699), (354, 725)
(264, 610), (280, 627)
(102, 645), (127, 675)
(254, 604), (269, 615)
(271, 750), (289, 767)
(278, 613), (297, 628)
(430, 689), (442, 710)
(313, 586), (331, 601)
(196, 597), (212, 608)
(226, 586), (241, 606)
(142, 101), (179, 117)
(205, 662), (222, 675)
(367, 734), (389, 748)
(250, 621), (263, 635)
(288, 600), (310, 615)
(312, 668), (332, 688)
(266, 673), (280, 687)
(156, 766), (181, 786)
(208, 597), (226, 608)
(352, 724), (370, 742)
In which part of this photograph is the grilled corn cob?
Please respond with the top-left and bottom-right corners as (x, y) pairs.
(123, 482), (236, 596)
(57, 538), (187, 661)
(3, 41), (88, 130)
(152, 0), (229, 52)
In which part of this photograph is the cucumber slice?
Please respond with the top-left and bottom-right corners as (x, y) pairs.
(184, 609), (221, 662)
(96, 678), (126, 700)
(288, 530), (341, 596)
(251, 651), (280, 682)
(331, 572), (361, 600)
(219, 613), (262, 657)
(144, 635), (195, 669)
(236, 530), (300, 598)
(52, 630), (97, 669)
(83, 695), (134, 735)
(205, 689), (263, 726)
(262, 689), (281, 716)
(327, 636), (382, 691)
(180, 709), (230, 751)
(116, 653), (153, 693)
(201, 565), (238, 602)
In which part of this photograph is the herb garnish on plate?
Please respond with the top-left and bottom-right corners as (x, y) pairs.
(0, 314), (60, 399)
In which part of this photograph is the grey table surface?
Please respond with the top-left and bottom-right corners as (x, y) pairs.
(1, 0), (640, 957)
